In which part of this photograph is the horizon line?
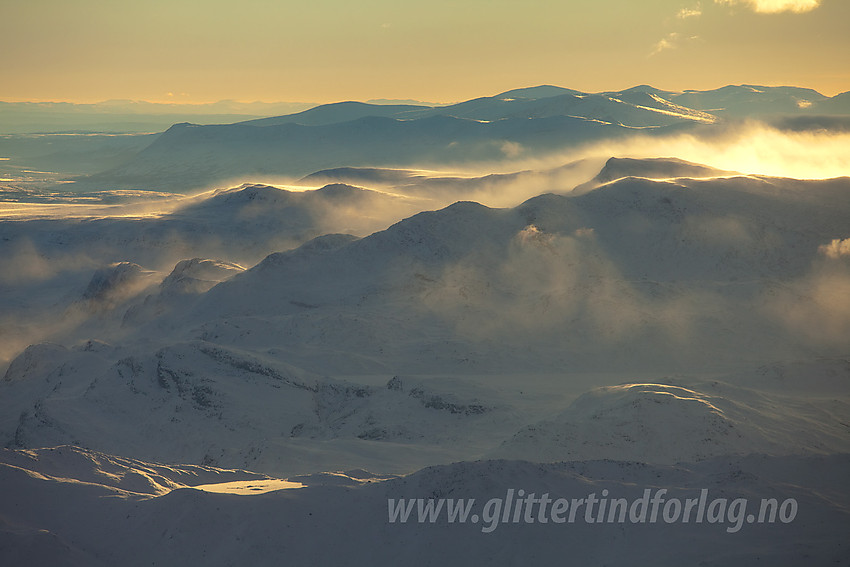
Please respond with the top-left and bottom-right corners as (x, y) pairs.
(2, 82), (846, 108)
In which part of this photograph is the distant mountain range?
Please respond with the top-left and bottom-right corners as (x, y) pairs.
(57, 84), (850, 192)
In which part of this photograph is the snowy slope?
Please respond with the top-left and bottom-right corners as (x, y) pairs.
(422, 92), (713, 127)
(0, 181), (427, 291)
(1, 446), (848, 567)
(1, 338), (531, 475)
(167, 173), (850, 370)
(572, 156), (739, 193)
(8, 166), (850, 373)
(3, 84), (850, 566)
(491, 376), (850, 464)
(2, 163), (849, 479)
(299, 158), (603, 208)
(0, 181), (431, 370)
(244, 85), (714, 128)
(4, 339), (846, 477)
(670, 85), (828, 116)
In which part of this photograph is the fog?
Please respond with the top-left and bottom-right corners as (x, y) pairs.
(413, 213), (847, 368)
(2, 118), (849, 374)
(464, 120), (850, 186)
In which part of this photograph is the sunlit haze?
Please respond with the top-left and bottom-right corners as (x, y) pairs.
(2, 1), (850, 564)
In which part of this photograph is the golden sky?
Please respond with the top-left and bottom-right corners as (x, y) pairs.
(2, 0), (848, 103)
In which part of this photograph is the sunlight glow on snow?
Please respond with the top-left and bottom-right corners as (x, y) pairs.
(564, 126), (850, 180)
(190, 479), (304, 494)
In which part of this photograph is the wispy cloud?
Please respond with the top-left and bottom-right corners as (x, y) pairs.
(651, 33), (681, 55)
(650, 32), (700, 56)
(677, 3), (703, 19)
(714, 0), (820, 13)
(655, 4), (702, 56)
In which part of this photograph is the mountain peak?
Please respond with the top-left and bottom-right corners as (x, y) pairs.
(494, 85), (583, 100)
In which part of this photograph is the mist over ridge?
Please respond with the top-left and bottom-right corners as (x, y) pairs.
(1, 81), (849, 566)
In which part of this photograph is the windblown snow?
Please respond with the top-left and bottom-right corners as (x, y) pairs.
(1, 83), (848, 566)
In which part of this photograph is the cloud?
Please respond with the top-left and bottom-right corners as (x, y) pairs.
(417, 224), (649, 348)
(0, 238), (99, 285)
(820, 238), (850, 259)
(677, 3), (703, 18)
(763, 258), (850, 351)
(714, 0), (820, 13)
(654, 4), (702, 57)
(651, 32), (681, 55)
(500, 141), (524, 158)
(550, 122), (850, 181)
(650, 32), (699, 56)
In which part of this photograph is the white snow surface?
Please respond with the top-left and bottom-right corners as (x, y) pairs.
(1, 445), (848, 566)
(1, 87), (849, 565)
(2, 159), (849, 479)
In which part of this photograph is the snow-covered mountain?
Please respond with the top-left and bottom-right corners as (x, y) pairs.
(1, 84), (849, 565)
(5, 83), (847, 197)
(161, 172), (850, 371)
(572, 156), (739, 193)
(0, 181), (427, 272)
(2, 446), (848, 566)
(0, 180), (432, 371)
(668, 85), (829, 116)
(238, 101), (430, 127)
(81, 114), (640, 191)
(62, 84), (848, 193)
(2, 160), (848, 481)
(491, 376), (850, 464)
